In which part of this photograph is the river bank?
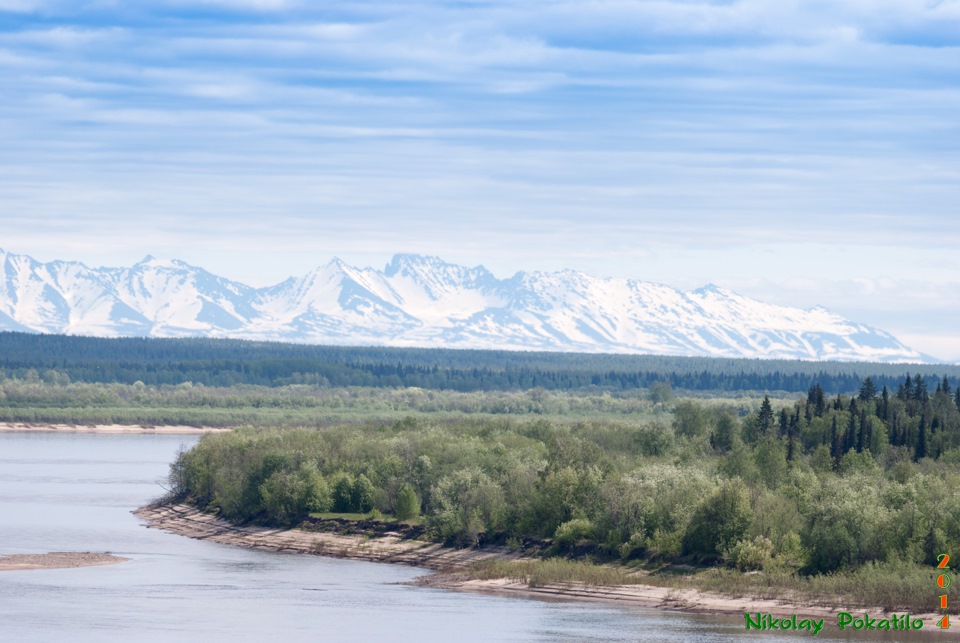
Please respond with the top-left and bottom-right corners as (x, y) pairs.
(0, 552), (129, 571)
(136, 503), (948, 630)
(0, 422), (228, 434)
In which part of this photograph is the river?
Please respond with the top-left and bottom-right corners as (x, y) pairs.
(0, 432), (939, 642)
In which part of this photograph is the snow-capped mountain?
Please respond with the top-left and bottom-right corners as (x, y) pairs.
(0, 248), (927, 362)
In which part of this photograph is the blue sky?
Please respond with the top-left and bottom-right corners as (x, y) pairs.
(1, 1), (959, 359)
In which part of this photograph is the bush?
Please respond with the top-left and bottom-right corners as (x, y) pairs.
(554, 519), (595, 550)
(725, 535), (774, 571)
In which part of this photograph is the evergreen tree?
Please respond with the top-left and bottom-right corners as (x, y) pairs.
(787, 413), (798, 462)
(807, 383), (826, 417)
(880, 386), (890, 421)
(915, 416), (928, 461)
(858, 377), (877, 402)
(942, 375), (952, 397)
(758, 396), (774, 436)
(857, 409), (867, 453)
(779, 409), (789, 438)
(902, 374), (914, 401)
(830, 416), (842, 465)
(845, 410), (858, 454)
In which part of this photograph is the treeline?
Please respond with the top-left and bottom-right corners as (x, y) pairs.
(171, 373), (960, 587)
(730, 375), (960, 469)
(1, 332), (958, 394)
(0, 380), (663, 427)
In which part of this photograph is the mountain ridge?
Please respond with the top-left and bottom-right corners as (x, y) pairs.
(0, 248), (929, 363)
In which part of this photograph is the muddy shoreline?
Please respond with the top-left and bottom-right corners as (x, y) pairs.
(135, 503), (949, 630)
(0, 422), (228, 434)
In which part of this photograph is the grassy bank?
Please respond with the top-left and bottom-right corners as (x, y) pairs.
(464, 558), (948, 613)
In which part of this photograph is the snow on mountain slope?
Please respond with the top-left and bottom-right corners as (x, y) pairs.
(0, 247), (928, 362)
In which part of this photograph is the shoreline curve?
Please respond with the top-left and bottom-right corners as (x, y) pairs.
(135, 502), (951, 633)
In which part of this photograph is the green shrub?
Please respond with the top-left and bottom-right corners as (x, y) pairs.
(725, 535), (774, 571)
(554, 519), (595, 550)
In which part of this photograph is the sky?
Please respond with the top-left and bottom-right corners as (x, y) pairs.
(1, 1), (958, 360)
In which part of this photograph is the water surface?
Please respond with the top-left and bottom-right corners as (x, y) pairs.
(0, 432), (940, 642)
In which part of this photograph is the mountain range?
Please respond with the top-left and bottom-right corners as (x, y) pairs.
(0, 248), (927, 363)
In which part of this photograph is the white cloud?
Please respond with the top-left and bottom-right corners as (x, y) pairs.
(0, 0), (957, 357)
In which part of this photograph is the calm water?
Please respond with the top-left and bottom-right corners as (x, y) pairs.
(0, 433), (940, 642)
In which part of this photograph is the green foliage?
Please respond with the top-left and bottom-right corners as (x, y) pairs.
(672, 400), (707, 438)
(753, 436), (788, 489)
(352, 474), (375, 513)
(394, 483), (421, 521)
(725, 535), (774, 571)
(331, 472), (356, 513)
(429, 468), (505, 546)
(554, 519), (595, 551)
(711, 411), (739, 453)
(682, 479), (753, 559)
(647, 381), (673, 404)
(259, 464), (331, 525)
(7, 331), (958, 394)
(160, 372), (960, 594)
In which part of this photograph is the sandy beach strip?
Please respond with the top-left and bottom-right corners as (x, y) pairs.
(0, 552), (129, 571)
(0, 422), (229, 434)
(136, 503), (949, 630)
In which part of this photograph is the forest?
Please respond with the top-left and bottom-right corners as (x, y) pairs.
(166, 373), (960, 611)
(6, 331), (960, 609)
(1, 331), (958, 393)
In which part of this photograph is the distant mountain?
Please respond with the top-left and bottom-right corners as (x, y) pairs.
(0, 248), (928, 362)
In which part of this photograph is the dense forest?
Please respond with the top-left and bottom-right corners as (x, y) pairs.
(1, 332), (958, 394)
(168, 373), (960, 610)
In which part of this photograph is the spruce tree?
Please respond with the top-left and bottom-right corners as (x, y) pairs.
(845, 410), (858, 454)
(915, 416), (928, 461)
(857, 409), (867, 453)
(758, 396), (774, 436)
(830, 416), (842, 465)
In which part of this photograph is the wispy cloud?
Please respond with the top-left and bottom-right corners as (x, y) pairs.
(0, 0), (957, 356)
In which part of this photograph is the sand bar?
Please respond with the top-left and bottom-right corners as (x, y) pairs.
(0, 422), (229, 434)
(0, 552), (129, 571)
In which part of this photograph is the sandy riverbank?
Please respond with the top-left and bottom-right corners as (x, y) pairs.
(136, 503), (948, 630)
(0, 552), (129, 571)
(135, 503), (527, 568)
(0, 422), (229, 434)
